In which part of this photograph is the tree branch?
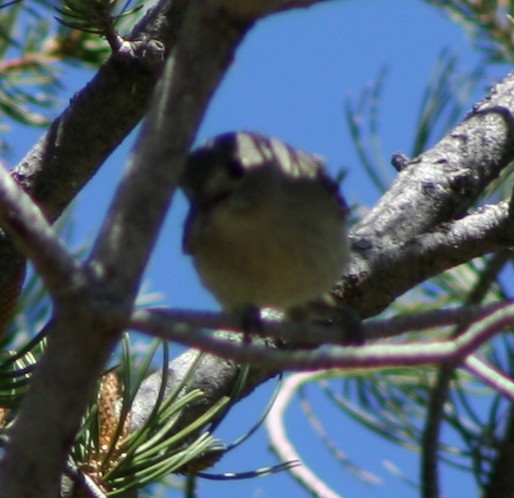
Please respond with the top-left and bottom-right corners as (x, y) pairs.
(0, 165), (79, 297)
(344, 72), (514, 315)
(130, 302), (514, 371)
(131, 300), (509, 346)
(0, 0), (177, 338)
(346, 199), (514, 317)
(88, 1), (251, 299)
(482, 400), (514, 498)
(464, 355), (514, 402)
(266, 372), (343, 498)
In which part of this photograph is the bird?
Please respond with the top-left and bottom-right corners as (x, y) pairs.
(180, 131), (349, 316)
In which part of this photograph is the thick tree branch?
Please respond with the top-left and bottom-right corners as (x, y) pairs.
(10, 1), (177, 220)
(343, 72), (514, 315)
(345, 199), (514, 317)
(89, 3), (251, 299)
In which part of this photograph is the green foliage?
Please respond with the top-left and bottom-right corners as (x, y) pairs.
(0, 0), (146, 153)
(0, 206), (84, 419)
(0, 333), (43, 411)
(0, 212), (228, 496)
(426, 0), (514, 62)
(0, 252), (237, 496)
(55, 0), (138, 34)
(0, 2), (59, 140)
(70, 337), (230, 496)
(0, 272), (48, 439)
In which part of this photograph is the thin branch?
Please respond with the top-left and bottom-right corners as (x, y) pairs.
(364, 301), (507, 340)
(130, 303), (514, 371)
(127, 302), (514, 450)
(421, 368), (450, 498)
(131, 301), (511, 346)
(135, 307), (358, 345)
(266, 372), (343, 498)
(464, 356), (514, 403)
(482, 402), (514, 498)
(414, 201), (514, 259)
(0, 165), (80, 297)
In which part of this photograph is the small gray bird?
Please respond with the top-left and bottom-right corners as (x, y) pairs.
(180, 131), (349, 314)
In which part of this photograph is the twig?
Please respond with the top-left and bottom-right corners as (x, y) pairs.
(131, 302), (514, 371)
(364, 301), (507, 340)
(420, 366), (450, 498)
(134, 301), (510, 345)
(299, 388), (382, 484)
(464, 356), (514, 402)
(266, 372), (343, 498)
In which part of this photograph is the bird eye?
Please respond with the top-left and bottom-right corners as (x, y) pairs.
(225, 157), (245, 180)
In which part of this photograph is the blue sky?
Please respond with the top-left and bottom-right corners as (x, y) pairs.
(8, 0), (510, 497)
